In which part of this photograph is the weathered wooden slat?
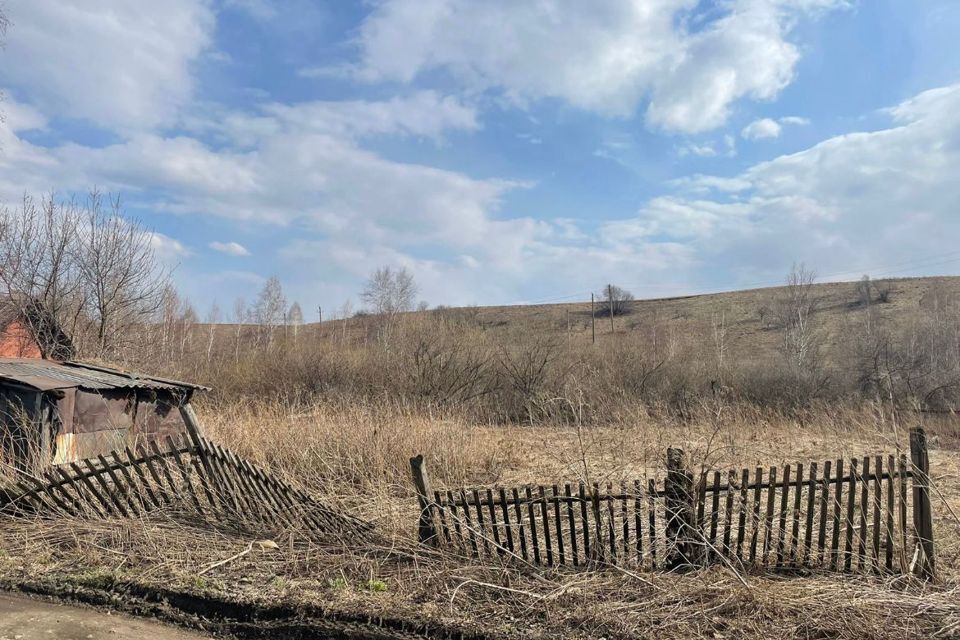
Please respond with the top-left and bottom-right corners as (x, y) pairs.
(96, 454), (139, 517)
(762, 466), (777, 566)
(460, 489), (479, 557)
(41, 470), (81, 515)
(790, 463), (804, 564)
(447, 490), (464, 550)
(735, 468), (749, 562)
(858, 456), (870, 572)
(224, 448), (281, 526)
(803, 462), (817, 566)
(648, 478), (657, 569)
(512, 488), (529, 562)
(843, 458), (858, 572)
(722, 469), (735, 557)
(56, 466), (105, 518)
(776, 464), (791, 566)
(606, 482), (617, 563)
(84, 457), (129, 517)
(487, 488), (503, 556)
(818, 460), (831, 567)
(142, 443), (175, 506)
(525, 486), (540, 564)
(829, 458), (844, 571)
(500, 488), (515, 554)
(696, 472), (707, 557)
(749, 467), (763, 564)
(553, 485), (566, 566)
(885, 454), (895, 572)
(538, 486), (553, 566)
(708, 471), (721, 562)
(898, 454), (908, 573)
(124, 447), (161, 510)
(165, 436), (204, 515)
(434, 490), (452, 544)
(620, 480), (629, 560)
(206, 442), (246, 515)
(566, 484), (579, 567)
(579, 483), (590, 562)
(872, 456), (882, 572)
(473, 488), (490, 556)
(633, 479), (643, 563)
(107, 451), (146, 515)
(591, 482), (603, 564)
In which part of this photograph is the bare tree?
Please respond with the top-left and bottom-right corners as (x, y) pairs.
(0, 192), (168, 360)
(253, 276), (286, 348)
(205, 302), (221, 365)
(772, 263), (827, 397)
(287, 301), (303, 343)
(232, 297), (247, 362)
(360, 266), (418, 318)
(595, 284), (634, 317)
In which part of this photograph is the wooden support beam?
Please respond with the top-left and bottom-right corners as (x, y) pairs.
(909, 427), (935, 580)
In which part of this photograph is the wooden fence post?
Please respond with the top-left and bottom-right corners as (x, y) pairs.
(909, 427), (935, 580)
(410, 455), (439, 546)
(665, 447), (696, 569)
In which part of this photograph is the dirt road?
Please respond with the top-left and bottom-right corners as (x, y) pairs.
(0, 593), (209, 640)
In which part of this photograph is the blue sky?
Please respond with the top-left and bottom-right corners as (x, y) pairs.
(2, 1), (960, 319)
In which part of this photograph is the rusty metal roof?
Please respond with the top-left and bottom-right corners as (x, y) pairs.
(0, 359), (208, 393)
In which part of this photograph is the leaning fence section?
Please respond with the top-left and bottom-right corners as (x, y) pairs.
(412, 427), (936, 579)
(0, 432), (373, 542)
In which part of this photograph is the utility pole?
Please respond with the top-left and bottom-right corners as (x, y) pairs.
(608, 284), (614, 333)
(318, 306), (322, 324)
(591, 293), (596, 345)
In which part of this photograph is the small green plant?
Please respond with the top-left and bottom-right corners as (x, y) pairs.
(366, 579), (388, 593)
(327, 576), (349, 592)
(73, 568), (116, 590)
(270, 576), (289, 590)
(191, 575), (209, 591)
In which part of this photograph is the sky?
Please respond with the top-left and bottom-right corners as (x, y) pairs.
(1, 0), (959, 319)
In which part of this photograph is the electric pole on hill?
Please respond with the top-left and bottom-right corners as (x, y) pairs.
(591, 293), (596, 345)
(608, 284), (614, 333)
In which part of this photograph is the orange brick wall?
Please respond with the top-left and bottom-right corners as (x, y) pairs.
(0, 320), (42, 358)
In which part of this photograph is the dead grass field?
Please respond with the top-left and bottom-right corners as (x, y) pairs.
(2, 400), (959, 638)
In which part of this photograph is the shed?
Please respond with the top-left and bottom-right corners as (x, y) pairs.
(0, 359), (207, 471)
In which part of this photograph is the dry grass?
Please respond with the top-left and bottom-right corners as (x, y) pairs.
(9, 398), (951, 638)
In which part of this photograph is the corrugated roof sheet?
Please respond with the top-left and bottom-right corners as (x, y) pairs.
(0, 359), (208, 393)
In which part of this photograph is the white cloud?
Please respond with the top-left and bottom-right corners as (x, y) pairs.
(628, 83), (960, 282)
(742, 118), (783, 139)
(0, 0), (215, 129)
(356, 0), (847, 133)
(209, 241), (251, 256)
(149, 232), (190, 265)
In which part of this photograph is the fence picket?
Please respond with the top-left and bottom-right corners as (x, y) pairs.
(790, 463), (803, 564)
(553, 485), (566, 566)
(803, 462), (817, 566)
(539, 486), (553, 567)
(566, 484), (579, 567)
(776, 464), (791, 567)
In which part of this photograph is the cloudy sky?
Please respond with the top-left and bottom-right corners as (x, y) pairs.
(1, 1), (959, 317)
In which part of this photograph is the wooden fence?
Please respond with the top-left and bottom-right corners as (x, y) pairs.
(0, 415), (372, 541)
(411, 427), (936, 579)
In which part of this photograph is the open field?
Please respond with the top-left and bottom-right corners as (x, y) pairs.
(3, 399), (959, 639)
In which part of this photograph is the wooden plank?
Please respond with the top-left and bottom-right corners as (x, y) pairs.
(108, 451), (146, 514)
(803, 462), (817, 567)
(591, 482), (603, 564)
(447, 490), (464, 550)
(433, 491), (452, 544)
(205, 441), (244, 514)
(722, 470), (735, 558)
(606, 482), (617, 563)
(165, 436), (204, 516)
(620, 480), (629, 560)
(235, 455), (298, 529)
(633, 479), (643, 564)
(830, 458), (844, 571)
(843, 458), (858, 571)
(910, 428), (935, 580)
(553, 485), (566, 566)
(708, 470), (721, 562)
(818, 460), (831, 567)
(148, 441), (181, 506)
(96, 454), (139, 516)
(512, 487), (528, 562)
(696, 472), (707, 558)
(499, 488), (515, 554)
(460, 489), (479, 557)
(141, 444), (173, 506)
(898, 454), (908, 573)
(885, 454), (895, 572)
(473, 488), (490, 556)
(762, 466), (777, 566)
(124, 447), (161, 510)
(566, 484), (579, 567)
(858, 456), (870, 572)
(487, 488), (503, 556)
(776, 464), (791, 567)
(735, 468), (749, 562)
(221, 445), (276, 524)
(749, 467), (763, 564)
(525, 486), (540, 564)
(538, 486), (553, 566)
(83, 458), (129, 517)
(872, 456), (882, 573)
(41, 470), (81, 516)
(648, 478), (657, 569)
(56, 466), (105, 518)
(23, 475), (72, 515)
(579, 483), (590, 562)
(790, 463), (804, 565)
